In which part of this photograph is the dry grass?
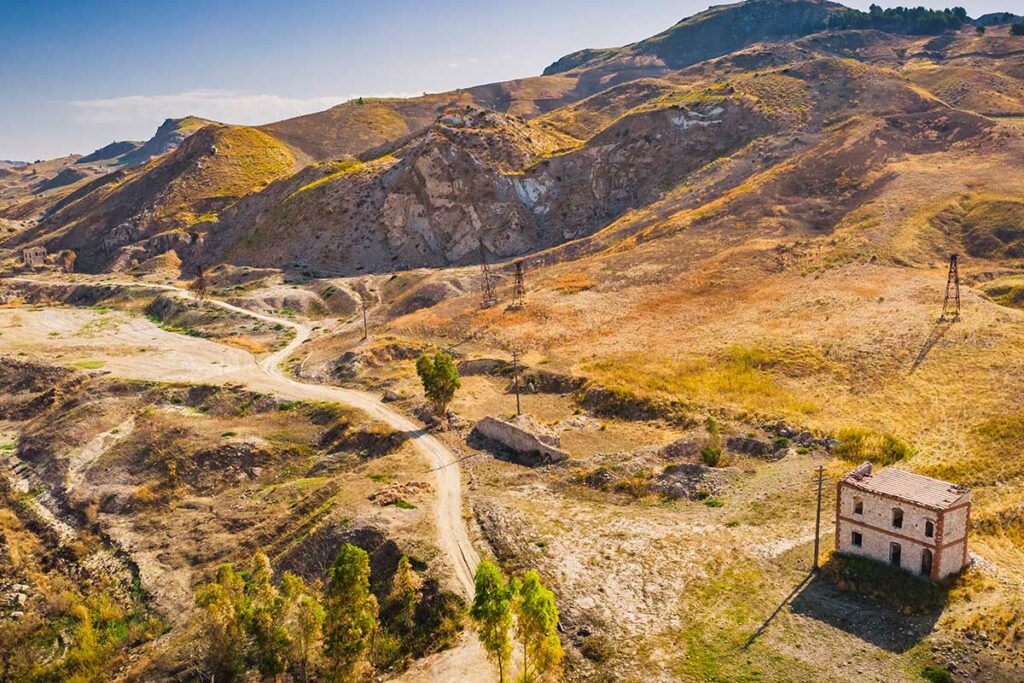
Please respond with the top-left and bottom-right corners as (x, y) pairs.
(548, 272), (597, 293)
(582, 346), (817, 419)
(221, 334), (270, 354)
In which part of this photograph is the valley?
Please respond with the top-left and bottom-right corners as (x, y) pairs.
(3, 1), (1024, 681)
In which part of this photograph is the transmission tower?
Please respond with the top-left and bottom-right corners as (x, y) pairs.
(508, 260), (526, 310)
(479, 241), (498, 309)
(940, 253), (960, 322)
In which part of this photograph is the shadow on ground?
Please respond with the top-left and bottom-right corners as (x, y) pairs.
(788, 572), (942, 653)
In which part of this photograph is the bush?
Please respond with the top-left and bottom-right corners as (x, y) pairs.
(614, 476), (651, 498)
(579, 635), (614, 663)
(834, 428), (914, 465)
(700, 446), (724, 467)
(922, 666), (954, 683)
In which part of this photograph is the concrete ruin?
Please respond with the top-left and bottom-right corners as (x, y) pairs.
(21, 246), (46, 268)
(473, 414), (569, 466)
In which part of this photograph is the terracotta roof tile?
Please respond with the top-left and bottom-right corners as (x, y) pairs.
(843, 466), (969, 510)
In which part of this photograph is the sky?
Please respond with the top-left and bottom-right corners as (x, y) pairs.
(1, 0), (1021, 161)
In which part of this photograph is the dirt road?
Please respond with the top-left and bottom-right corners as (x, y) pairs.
(1, 279), (492, 681)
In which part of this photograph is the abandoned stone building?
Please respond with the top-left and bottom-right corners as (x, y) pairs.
(835, 462), (970, 580)
(21, 246), (47, 268)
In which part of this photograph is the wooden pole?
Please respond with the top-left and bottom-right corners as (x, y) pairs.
(512, 350), (521, 416)
(362, 296), (368, 340)
(813, 465), (824, 571)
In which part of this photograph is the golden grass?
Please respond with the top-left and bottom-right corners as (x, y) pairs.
(288, 158), (365, 198)
(582, 346), (817, 418)
(549, 272), (597, 293)
(221, 335), (270, 354)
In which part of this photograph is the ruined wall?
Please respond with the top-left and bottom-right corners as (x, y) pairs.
(474, 415), (569, 466)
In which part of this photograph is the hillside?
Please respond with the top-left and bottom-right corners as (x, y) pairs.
(5, 123), (296, 272)
(4, 2), (1024, 681)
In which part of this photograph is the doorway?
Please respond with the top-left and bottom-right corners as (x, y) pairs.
(889, 542), (902, 567)
(921, 548), (933, 577)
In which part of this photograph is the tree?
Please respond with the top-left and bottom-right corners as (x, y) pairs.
(513, 570), (563, 682)
(281, 572), (324, 683)
(60, 249), (76, 274)
(1012, 22), (1024, 36)
(195, 564), (248, 682)
(470, 561), (513, 682)
(245, 552), (289, 678)
(190, 265), (208, 301)
(415, 352), (460, 418)
(387, 555), (422, 635)
(323, 544), (378, 682)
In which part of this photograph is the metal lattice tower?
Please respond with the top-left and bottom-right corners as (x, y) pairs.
(509, 260), (526, 310)
(940, 253), (960, 322)
(479, 242), (498, 309)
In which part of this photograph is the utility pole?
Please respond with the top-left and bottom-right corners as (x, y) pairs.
(190, 264), (207, 302)
(509, 260), (526, 310)
(361, 294), (369, 340)
(479, 241), (498, 309)
(813, 465), (824, 572)
(511, 350), (522, 416)
(940, 253), (961, 322)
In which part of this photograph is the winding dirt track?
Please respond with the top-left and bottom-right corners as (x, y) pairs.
(203, 290), (481, 599)
(3, 278), (494, 681)
(8, 277), (480, 597)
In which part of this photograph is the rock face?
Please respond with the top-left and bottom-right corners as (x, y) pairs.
(473, 414), (569, 466)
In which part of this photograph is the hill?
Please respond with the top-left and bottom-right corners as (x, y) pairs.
(5, 2), (1024, 681)
(7, 123), (295, 272)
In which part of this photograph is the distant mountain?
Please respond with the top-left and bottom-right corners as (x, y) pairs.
(3, 0), (1024, 279)
(117, 116), (211, 167)
(543, 0), (845, 74)
(0, 160), (27, 169)
(76, 140), (142, 165)
(975, 12), (1024, 26)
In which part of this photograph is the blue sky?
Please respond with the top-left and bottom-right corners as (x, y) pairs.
(1, 0), (1021, 160)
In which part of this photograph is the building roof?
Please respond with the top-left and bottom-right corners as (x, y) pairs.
(842, 463), (970, 510)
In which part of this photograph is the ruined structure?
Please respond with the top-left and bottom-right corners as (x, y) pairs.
(473, 414), (568, 466)
(21, 246), (46, 269)
(835, 462), (970, 580)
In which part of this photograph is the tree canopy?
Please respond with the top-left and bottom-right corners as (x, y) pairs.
(826, 5), (968, 35)
(415, 351), (461, 417)
(471, 561), (514, 682)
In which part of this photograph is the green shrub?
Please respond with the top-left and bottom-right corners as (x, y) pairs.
(700, 446), (724, 467)
(614, 476), (651, 499)
(704, 497), (724, 508)
(921, 666), (954, 683)
(834, 428), (914, 465)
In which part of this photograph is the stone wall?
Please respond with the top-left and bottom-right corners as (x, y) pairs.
(473, 415), (569, 466)
(836, 482), (969, 580)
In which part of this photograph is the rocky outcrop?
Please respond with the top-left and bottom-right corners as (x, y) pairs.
(473, 414), (569, 466)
